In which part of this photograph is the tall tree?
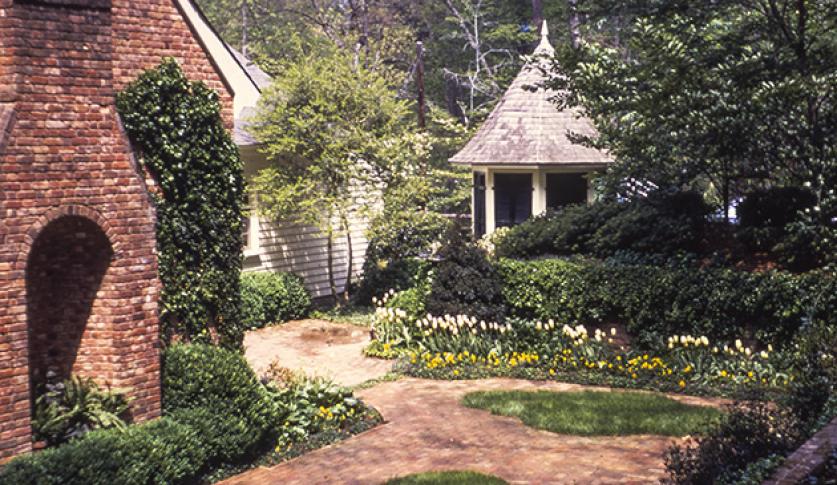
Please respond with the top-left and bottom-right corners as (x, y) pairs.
(547, 0), (837, 224)
(250, 49), (411, 304)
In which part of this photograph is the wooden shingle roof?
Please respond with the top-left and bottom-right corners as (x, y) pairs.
(450, 22), (610, 168)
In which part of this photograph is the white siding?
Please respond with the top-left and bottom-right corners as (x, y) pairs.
(241, 148), (380, 300)
(244, 210), (372, 300)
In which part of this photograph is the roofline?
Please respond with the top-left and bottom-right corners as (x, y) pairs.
(176, 0), (262, 96)
(450, 160), (611, 170)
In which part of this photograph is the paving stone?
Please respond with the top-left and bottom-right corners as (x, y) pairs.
(229, 317), (725, 485)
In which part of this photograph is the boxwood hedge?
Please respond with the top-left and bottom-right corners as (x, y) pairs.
(496, 258), (835, 348)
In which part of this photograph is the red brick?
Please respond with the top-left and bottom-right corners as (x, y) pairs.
(0, 0), (233, 460)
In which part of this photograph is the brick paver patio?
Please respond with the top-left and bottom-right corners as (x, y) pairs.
(244, 319), (393, 387)
(223, 376), (722, 484)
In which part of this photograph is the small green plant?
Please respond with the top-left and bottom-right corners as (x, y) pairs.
(259, 360), (364, 446)
(32, 374), (131, 446)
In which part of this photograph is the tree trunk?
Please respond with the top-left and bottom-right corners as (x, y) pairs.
(326, 213), (339, 306)
(532, 0), (544, 30)
(723, 175), (731, 224)
(568, 0), (581, 48)
(341, 213), (353, 304)
(240, 1), (248, 56)
(443, 70), (466, 124)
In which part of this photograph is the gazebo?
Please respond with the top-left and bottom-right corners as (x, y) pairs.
(450, 22), (611, 237)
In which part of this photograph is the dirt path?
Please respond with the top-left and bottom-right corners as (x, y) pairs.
(244, 319), (393, 387)
(222, 377), (722, 485)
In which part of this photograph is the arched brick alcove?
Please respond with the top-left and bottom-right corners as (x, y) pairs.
(0, 0), (235, 462)
(26, 215), (114, 394)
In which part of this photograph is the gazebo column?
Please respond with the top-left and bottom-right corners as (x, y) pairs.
(533, 168), (547, 216)
(485, 168), (496, 235)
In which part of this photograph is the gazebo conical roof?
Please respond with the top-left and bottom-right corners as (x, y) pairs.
(450, 22), (610, 168)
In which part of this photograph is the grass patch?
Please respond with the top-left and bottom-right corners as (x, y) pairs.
(462, 390), (720, 436)
(385, 471), (508, 484)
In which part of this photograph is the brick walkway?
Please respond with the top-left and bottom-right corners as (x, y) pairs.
(222, 377), (723, 485)
(244, 319), (393, 387)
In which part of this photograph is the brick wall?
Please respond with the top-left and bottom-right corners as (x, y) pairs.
(0, 0), (234, 461)
(764, 417), (837, 485)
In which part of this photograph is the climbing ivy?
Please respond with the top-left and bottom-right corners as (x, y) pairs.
(116, 58), (245, 348)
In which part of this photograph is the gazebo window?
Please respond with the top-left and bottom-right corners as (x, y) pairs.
(494, 173), (532, 228)
(547, 173), (588, 210)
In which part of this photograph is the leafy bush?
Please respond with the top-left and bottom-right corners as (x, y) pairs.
(662, 400), (802, 484)
(496, 258), (836, 348)
(1, 344), (380, 484)
(116, 58), (245, 348)
(32, 375), (130, 446)
(162, 344), (278, 460)
(0, 417), (206, 485)
(737, 186), (817, 249)
(240, 271), (312, 329)
(426, 226), (506, 323)
(495, 191), (710, 259)
(782, 319), (837, 431)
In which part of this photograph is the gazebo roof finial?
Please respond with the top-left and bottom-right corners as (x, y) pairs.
(534, 20), (554, 55)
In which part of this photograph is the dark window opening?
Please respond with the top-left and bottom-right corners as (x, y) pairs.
(546, 173), (588, 210)
(494, 173), (532, 228)
(473, 172), (486, 237)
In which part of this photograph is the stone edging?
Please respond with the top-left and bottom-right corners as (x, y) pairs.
(763, 416), (837, 484)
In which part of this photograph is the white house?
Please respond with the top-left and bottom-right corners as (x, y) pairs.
(450, 22), (611, 236)
(189, 5), (371, 299)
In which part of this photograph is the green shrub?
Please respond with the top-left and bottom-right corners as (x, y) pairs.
(497, 258), (836, 348)
(662, 400), (802, 485)
(737, 187), (817, 248)
(782, 319), (837, 431)
(240, 272), (311, 329)
(116, 58), (246, 348)
(495, 191), (710, 259)
(162, 344), (278, 457)
(0, 418), (206, 485)
(426, 226), (506, 323)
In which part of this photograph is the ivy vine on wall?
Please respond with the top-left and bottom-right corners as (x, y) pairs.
(116, 58), (245, 348)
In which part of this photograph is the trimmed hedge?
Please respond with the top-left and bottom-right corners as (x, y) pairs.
(240, 272), (311, 329)
(0, 416), (206, 485)
(0, 345), (279, 484)
(497, 258), (835, 348)
(162, 344), (279, 462)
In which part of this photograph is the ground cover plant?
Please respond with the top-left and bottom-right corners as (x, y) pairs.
(0, 344), (381, 484)
(463, 390), (720, 436)
(385, 471), (508, 485)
